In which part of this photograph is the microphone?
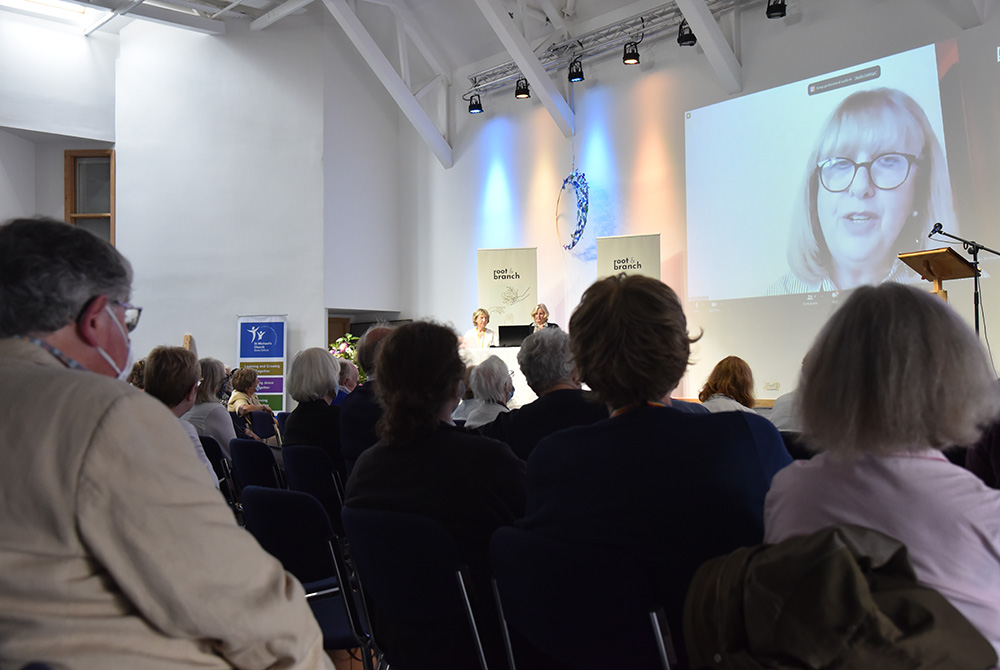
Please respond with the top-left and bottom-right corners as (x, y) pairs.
(929, 222), (943, 238)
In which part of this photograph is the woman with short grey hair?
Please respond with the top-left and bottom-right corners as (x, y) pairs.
(464, 355), (513, 429)
(765, 282), (1000, 653)
(283, 348), (344, 475)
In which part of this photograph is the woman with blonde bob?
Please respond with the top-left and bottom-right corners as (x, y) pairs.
(463, 307), (497, 349)
(765, 282), (1000, 652)
(698, 355), (757, 414)
(771, 87), (956, 294)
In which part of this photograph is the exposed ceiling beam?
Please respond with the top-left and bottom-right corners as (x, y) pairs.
(674, 0), (740, 94)
(321, 0), (453, 168)
(84, 0), (144, 35)
(387, 1), (449, 81)
(250, 0), (313, 30)
(395, 10), (410, 88)
(82, 0), (226, 33)
(947, 0), (984, 28)
(473, 0), (574, 137)
(537, 0), (567, 33)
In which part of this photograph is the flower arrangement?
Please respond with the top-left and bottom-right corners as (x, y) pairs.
(329, 332), (367, 383)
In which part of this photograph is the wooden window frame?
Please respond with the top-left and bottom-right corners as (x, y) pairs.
(64, 149), (116, 245)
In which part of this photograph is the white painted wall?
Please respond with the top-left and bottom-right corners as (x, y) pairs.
(321, 9), (402, 314)
(0, 12), (116, 140)
(0, 130), (35, 220)
(115, 16), (329, 369)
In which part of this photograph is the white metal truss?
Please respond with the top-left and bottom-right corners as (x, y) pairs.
(320, 0), (454, 168)
(474, 0), (575, 136)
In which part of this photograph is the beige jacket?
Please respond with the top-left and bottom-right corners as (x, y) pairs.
(0, 338), (334, 670)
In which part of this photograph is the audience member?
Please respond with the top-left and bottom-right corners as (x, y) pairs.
(698, 355), (758, 413)
(0, 217), (329, 668)
(481, 328), (607, 459)
(966, 401), (1000, 488)
(340, 322), (393, 467)
(769, 388), (801, 432)
(283, 347), (344, 476)
(519, 273), (791, 667)
(227, 366), (276, 444)
(183, 357), (239, 458)
(227, 367), (272, 417)
(665, 395), (711, 413)
(332, 358), (358, 405)
(451, 364), (481, 423)
(764, 282), (1000, 655)
(345, 321), (525, 669)
(126, 357), (145, 389)
(464, 354), (514, 429)
(144, 345), (220, 489)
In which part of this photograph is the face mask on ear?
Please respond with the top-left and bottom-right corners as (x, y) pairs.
(95, 304), (133, 381)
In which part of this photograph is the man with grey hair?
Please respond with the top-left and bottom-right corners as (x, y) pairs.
(332, 358), (358, 406)
(480, 328), (608, 459)
(340, 322), (394, 467)
(0, 218), (331, 669)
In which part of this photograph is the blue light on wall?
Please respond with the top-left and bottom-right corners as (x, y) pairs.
(577, 90), (621, 243)
(477, 119), (519, 250)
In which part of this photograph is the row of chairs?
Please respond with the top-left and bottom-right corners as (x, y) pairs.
(224, 438), (674, 669)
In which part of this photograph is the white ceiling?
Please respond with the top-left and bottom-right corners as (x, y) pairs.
(10, 0), (990, 167)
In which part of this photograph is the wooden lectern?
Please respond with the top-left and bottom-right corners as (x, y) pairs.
(898, 247), (978, 302)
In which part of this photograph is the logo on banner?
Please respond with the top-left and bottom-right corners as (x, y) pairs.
(240, 322), (284, 358)
(614, 256), (643, 271)
(493, 268), (521, 280)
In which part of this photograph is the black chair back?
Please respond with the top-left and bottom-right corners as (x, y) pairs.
(779, 431), (815, 460)
(490, 526), (673, 670)
(341, 506), (490, 669)
(198, 435), (238, 511)
(250, 410), (277, 440)
(240, 486), (375, 667)
(230, 438), (283, 491)
(282, 444), (345, 534)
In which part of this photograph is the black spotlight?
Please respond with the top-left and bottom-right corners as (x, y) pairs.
(514, 77), (530, 99)
(622, 42), (640, 65)
(766, 0), (787, 18)
(568, 58), (584, 83)
(677, 19), (697, 46)
(468, 94), (483, 114)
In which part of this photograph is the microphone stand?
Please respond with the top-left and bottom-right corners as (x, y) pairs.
(930, 229), (1000, 337)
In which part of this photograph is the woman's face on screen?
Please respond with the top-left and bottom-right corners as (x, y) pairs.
(816, 131), (922, 282)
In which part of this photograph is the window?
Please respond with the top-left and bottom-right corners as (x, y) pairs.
(65, 149), (115, 245)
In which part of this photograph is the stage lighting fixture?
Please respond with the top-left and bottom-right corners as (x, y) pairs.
(766, 0), (787, 18)
(568, 58), (584, 83)
(677, 19), (697, 46)
(622, 42), (640, 65)
(468, 94), (483, 114)
(515, 77), (530, 99)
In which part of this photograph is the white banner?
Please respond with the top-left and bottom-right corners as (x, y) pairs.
(596, 234), (661, 280)
(477, 247), (538, 327)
